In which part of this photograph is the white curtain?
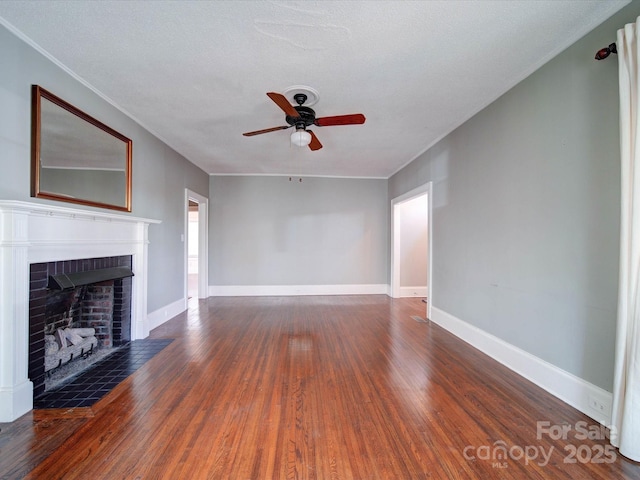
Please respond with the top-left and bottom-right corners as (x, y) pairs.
(612, 18), (640, 462)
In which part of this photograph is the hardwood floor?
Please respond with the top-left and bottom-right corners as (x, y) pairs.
(1, 296), (639, 479)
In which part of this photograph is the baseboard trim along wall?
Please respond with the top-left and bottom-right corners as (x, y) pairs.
(398, 286), (428, 297)
(209, 284), (388, 297)
(148, 298), (187, 330)
(430, 307), (613, 427)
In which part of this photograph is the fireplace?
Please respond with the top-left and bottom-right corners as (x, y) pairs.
(29, 256), (133, 397)
(0, 201), (158, 422)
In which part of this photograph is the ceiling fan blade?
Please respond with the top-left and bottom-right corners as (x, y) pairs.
(308, 130), (323, 151)
(242, 125), (291, 137)
(314, 113), (366, 127)
(266, 92), (299, 118)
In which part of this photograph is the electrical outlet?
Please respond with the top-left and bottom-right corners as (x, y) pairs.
(588, 394), (610, 415)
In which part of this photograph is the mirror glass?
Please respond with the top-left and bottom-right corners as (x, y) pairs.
(32, 86), (132, 211)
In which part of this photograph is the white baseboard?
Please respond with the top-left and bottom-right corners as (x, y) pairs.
(398, 286), (428, 297)
(0, 379), (33, 422)
(147, 297), (187, 331)
(209, 284), (388, 297)
(430, 307), (612, 426)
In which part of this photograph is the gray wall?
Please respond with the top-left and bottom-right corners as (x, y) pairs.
(209, 176), (388, 286)
(389, 3), (640, 391)
(0, 23), (209, 313)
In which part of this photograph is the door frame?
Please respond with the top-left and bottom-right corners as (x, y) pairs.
(390, 182), (433, 319)
(184, 189), (209, 301)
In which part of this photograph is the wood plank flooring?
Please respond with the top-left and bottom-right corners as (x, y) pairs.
(1, 296), (639, 479)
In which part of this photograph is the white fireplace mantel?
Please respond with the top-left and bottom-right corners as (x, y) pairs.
(0, 200), (160, 422)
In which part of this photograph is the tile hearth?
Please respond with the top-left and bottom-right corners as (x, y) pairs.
(34, 339), (173, 409)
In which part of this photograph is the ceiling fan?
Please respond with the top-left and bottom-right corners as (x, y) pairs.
(242, 92), (366, 151)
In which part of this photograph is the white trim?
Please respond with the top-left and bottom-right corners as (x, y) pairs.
(148, 298), (187, 331)
(0, 380), (32, 423)
(0, 200), (160, 225)
(184, 190), (209, 300)
(430, 307), (613, 426)
(209, 173), (387, 180)
(398, 286), (428, 297)
(209, 284), (388, 297)
(390, 183), (433, 320)
(392, 203), (402, 297)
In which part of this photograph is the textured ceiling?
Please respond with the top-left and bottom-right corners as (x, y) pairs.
(0, 1), (629, 178)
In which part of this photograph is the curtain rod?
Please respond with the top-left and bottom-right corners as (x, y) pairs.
(595, 42), (617, 60)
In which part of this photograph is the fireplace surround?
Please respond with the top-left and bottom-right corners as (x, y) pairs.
(0, 201), (159, 422)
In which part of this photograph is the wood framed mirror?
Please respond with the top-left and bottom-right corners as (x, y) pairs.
(31, 85), (132, 212)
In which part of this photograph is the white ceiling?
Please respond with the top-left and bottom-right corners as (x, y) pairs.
(0, 1), (629, 178)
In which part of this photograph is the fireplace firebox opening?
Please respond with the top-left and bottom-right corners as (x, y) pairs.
(29, 256), (133, 397)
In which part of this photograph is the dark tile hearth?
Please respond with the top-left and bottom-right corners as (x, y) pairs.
(34, 339), (173, 409)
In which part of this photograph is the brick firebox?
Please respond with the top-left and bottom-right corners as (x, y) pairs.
(29, 256), (132, 397)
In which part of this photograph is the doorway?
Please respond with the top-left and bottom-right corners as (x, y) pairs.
(185, 189), (209, 303)
(391, 182), (433, 320)
(187, 200), (199, 299)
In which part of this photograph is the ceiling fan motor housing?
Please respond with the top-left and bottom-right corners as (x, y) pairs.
(286, 106), (316, 130)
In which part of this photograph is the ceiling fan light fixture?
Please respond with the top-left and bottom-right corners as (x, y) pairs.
(291, 129), (312, 147)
